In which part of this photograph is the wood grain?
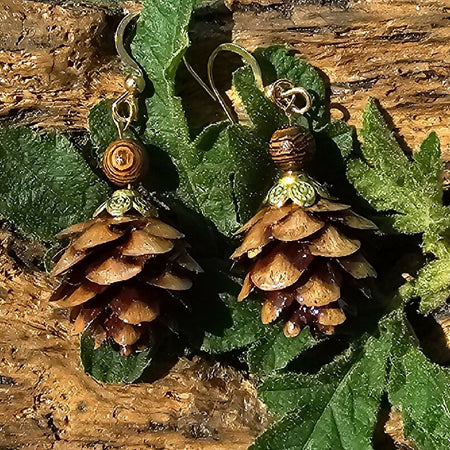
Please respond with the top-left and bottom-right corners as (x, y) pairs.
(0, 237), (268, 448)
(230, 0), (450, 162)
(1, 1), (449, 447)
(0, 0), (448, 159)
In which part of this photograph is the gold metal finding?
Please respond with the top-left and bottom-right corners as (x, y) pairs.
(112, 12), (145, 137)
(185, 42), (312, 123)
(206, 43), (264, 123)
(265, 79), (312, 116)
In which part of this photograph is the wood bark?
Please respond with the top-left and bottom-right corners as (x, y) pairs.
(228, 0), (450, 176)
(1, 1), (450, 448)
(0, 233), (269, 448)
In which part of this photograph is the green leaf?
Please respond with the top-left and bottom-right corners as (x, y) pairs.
(321, 120), (355, 160)
(201, 290), (267, 354)
(233, 67), (285, 139)
(389, 340), (450, 449)
(0, 126), (110, 242)
(88, 99), (119, 160)
(348, 98), (449, 241)
(247, 326), (317, 378)
(191, 124), (275, 233)
(410, 257), (450, 314)
(80, 332), (152, 383)
(253, 312), (399, 450)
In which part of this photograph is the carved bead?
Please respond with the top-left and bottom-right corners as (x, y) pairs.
(102, 139), (147, 186)
(269, 126), (315, 172)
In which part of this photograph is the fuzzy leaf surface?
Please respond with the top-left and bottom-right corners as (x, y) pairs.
(388, 345), (450, 450)
(0, 126), (110, 241)
(80, 333), (152, 383)
(247, 326), (317, 377)
(253, 313), (399, 449)
(409, 257), (450, 314)
(348, 99), (449, 242)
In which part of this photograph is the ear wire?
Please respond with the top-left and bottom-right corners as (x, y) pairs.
(184, 42), (312, 124)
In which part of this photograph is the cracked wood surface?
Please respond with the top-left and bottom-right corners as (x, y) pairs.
(0, 0), (448, 159)
(0, 1), (449, 448)
(0, 239), (268, 448)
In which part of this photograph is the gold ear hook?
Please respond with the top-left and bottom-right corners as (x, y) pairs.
(206, 43), (264, 123)
(112, 12), (145, 137)
(115, 12), (145, 93)
(185, 43), (312, 124)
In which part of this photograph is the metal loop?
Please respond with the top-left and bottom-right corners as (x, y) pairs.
(112, 12), (144, 136)
(265, 79), (312, 116)
(112, 91), (138, 137)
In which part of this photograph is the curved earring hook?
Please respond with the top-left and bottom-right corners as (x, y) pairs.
(185, 43), (312, 124)
(112, 12), (145, 137)
(207, 43), (264, 123)
(115, 12), (145, 94)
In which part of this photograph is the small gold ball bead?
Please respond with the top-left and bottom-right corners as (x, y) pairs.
(269, 126), (316, 172)
(102, 138), (147, 187)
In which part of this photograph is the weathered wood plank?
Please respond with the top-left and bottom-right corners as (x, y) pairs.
(0, 240), (268, 448)
(230, 0), (450, 162)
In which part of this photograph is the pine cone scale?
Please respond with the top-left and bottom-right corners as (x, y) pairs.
(51, 212), (201, 355)
(73, 306), (103, 334)
(85, 255), (147, 285)
(104, 316), (141, 346)
(261, 290), (294, 324)
(51, 245), (89, 277)
(235, 206), (269, 234)
(174, 249), (203, 273)
(238, 273), (254, 302)
(120, 230), (174, 256)
(149, 271), (193, 291)
(231, 205), (295, 259)
(143, 218), (185, 239)
(272, 209), (325, 241)
(337, 253), (376, 279)
(72, 222), (125, 251)
(53, 281), (108, 307)
(295, 267), (340, 307)
(317, 307), (346, 326)
(308, 225), (361, 257)
(110, 287), (159, 324)
(250, 244), (314, 291)
(338, 212), (378, 230)
(307, 199), (350, 212)
(56, 219), (96, 239)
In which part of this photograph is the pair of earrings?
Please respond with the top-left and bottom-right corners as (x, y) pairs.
(49, 14), (376, 356)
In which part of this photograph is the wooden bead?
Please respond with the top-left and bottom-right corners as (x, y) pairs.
(269, 126), (315, 172)
(102, 139), (147, 186)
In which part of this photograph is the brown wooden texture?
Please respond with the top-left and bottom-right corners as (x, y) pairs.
(1, 1), (449, 448)
(0, 0), (448, 157)
(0, 235), (268, 449)
(229, 0), (450, 164)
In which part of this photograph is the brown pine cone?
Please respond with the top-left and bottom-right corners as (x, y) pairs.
(231, 198), (377, 337)
(50, 213), (202, 356)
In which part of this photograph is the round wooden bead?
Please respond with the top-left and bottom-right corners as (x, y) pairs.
(269, 126), (315, 172)
(102, 139), (147, 186)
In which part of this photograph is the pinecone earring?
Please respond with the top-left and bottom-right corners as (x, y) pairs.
(197, 44), (377, 338)
(49, 14), (202, 356)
